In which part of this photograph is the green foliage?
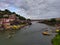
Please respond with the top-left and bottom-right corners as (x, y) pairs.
(52, 30), (60, 45)
(4, 9), (12, 15)
(0, 9), (11, 15)
(49, 18), (56, 25)
(52, 35), (60, 45)
(58, 30), (60, 35)
(27, 19), (31, 21)
(50, 18), (56, 22)
(12, 12), (26, 20)
(0, 15), (3, 18)
(0, 9), (26, 20)
(16, 14), (26, 20)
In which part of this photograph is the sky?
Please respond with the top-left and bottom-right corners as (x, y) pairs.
(0, 0), (60, 19)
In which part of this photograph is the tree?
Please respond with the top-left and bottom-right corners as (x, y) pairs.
(0, 9), (26, 20)
(50, 18), (56, 24)
(27, 19), (31, 21)
(16, 14), (26, 20)
(4, 9), (12, 15)
(58, 30), (60, 35)
(50, 18), (56, 22)
(12, 12), (16, 14)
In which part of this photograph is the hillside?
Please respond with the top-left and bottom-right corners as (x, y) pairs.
(0, 9), (26, 20)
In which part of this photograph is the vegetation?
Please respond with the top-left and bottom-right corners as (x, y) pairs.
(50, 18), (56, 22)
(27, 19), (31, 21)
(58, 30), (60, 35)
(50, 18), (56, 25)
(16, 14), (26, 20)
(12, 12), (26, 20)
(26, 19), (32, 25)
(52, 34), (60, 45)
(39, 18), (60, 26)
(0, 9), (26, 20)
(52, 30), (60, 45)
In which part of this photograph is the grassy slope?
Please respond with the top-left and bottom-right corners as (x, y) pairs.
(52, 34), (60, 45)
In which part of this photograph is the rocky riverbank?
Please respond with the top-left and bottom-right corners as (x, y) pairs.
(0, 24), (28, 32)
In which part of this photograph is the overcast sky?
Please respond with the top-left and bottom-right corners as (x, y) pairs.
(0, 0), (60, 19)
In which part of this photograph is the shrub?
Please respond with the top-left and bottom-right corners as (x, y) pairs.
(58, 30), (60, 35)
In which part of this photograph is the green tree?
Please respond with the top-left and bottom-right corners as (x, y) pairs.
(16, 14), (26, 20)
(58, 30), (60, 35)
(0, 9), (26, 20)
(50, 18), (56, 22)
(2, 9), (12, 15)
(27, 19), (31, 21)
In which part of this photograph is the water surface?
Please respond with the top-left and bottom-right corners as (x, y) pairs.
(0, 22), (56, 45)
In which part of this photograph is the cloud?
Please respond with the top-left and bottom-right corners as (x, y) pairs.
(0, 2), (9, 9)
(0, 0), (60, 19)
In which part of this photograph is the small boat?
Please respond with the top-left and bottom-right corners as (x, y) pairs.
(42, 32), (50, 35)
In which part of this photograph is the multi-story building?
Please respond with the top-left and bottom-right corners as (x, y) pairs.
(9, 14), (16, 21)
(0, 14), (17, 29)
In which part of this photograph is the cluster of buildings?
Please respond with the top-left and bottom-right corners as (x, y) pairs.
(0, 13), (32, 30)
(0, 14), (20, 29)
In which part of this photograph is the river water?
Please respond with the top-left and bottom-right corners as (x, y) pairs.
(0, 22), (56, 45)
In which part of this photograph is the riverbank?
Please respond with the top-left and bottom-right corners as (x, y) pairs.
(10, 24), (28, 30)
(0, 24), (28, 31)
(0, 24), (29, 39)
(52, 34), (60, 45)
(38, 18), (60, 26)
(52, 29), (60, 45)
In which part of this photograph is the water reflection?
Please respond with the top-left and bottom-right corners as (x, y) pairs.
(0, 22), (56, 45)
(0, 30), (16, 39)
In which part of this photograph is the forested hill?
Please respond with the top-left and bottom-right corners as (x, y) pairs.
(0, 9), (26, 20)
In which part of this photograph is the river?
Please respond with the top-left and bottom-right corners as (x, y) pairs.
(0, 21), (56, 45)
